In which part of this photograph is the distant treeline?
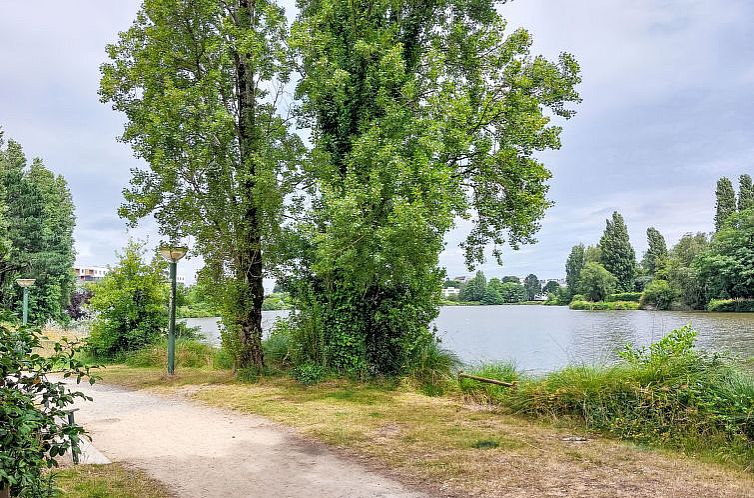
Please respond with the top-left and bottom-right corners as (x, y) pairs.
(558, 173), (754, 311)
(443, 273), (560, 305)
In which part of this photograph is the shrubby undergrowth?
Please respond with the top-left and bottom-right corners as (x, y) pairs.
(460, 325), (754, 468)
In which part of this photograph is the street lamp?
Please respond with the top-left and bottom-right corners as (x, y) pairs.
(16, 278), (36, 325)
(159, 245), (188, 375)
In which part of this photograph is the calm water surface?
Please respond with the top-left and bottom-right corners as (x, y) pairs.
(185, 306), (754, 372)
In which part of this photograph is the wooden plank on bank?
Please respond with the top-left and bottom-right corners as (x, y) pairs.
(458, 372), (516, 387)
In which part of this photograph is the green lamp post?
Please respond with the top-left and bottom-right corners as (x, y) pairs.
(159, 245), (188, 375)
(16, 278), (36, 325)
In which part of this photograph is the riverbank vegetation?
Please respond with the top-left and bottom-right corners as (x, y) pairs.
(461, 325), (754, 469)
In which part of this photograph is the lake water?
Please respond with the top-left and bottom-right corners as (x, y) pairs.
(184, 306), (754, 372)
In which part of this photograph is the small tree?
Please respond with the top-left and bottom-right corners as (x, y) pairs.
(543, 280), (560, 294)
(578, 262), (617, 302)
(523, 274), (541, 301)
(499, 282), (527, 303)
(87, 241), (167, 359)
(0, 312), (97, 497)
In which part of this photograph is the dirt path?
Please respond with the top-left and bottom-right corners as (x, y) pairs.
(70, 381), (426, 498)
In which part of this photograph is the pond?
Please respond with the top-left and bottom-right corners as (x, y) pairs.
(184, 306), (754, 372)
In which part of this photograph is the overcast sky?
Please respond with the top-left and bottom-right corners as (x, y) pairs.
(1, 1), (753, 284)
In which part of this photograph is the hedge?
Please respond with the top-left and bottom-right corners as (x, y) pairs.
(606, 292), (642, 303)
(570, 300), (641, 311)
(707, 299), (754, 312)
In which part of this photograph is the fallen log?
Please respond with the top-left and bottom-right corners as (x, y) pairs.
(458, 372), (516, 387)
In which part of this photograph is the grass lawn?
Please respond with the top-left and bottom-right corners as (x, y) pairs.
(94, 366), (754, 498)
(54, 464), (171, 498)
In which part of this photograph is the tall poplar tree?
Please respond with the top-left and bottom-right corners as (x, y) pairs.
(641, 226), (667, 276)
(291, 0), (580, 374)
(100, 0), (304, 369)
(715, 177), (736, 231)
(565, 244), (586, 295)
(599, 211), (636, 292)
(738, 174), (754, 212)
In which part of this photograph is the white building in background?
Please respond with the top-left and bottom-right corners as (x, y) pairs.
(441, 287), (461, 298)
(73, 265), (109, 282)
(74, 265), (186, 285)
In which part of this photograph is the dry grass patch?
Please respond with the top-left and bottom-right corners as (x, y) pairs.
(98, 367), (754, 498)
(54, 463), (172, 498)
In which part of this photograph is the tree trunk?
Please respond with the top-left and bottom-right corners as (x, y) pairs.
(0, 485), (10, 498)
(236, 242), (265, 370)
(234, 0), (265, 371)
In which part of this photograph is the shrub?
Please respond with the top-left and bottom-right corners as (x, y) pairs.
(707, 298), (754, 312)
(569, 300), (639, 311)
(292, 363), (326, 386)
(606, 292), (642, 302)
(0, 312), (98, 497)
(640, 280), (674, 310)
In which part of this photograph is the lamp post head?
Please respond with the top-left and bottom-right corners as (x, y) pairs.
(159, 245), (188, 262)
(16, 278), (36, 288)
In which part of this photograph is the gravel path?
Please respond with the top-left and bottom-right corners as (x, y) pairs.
(70, 381), (426, 498)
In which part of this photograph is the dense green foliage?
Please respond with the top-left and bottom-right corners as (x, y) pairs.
(639, 279), (673, 310)
(0, 133), (76, 325)
(641, 227), (667, 276)
(100, 0), (305, 370)
(604, 292), (642, 302)
(715, 177), (737, 232)
(598, 212), (636, 292)
(660, 232), (708, 309)
(696, 210), (754, 299)
(577, 262), (616, 302)
(569, 300), (639, 310)
(0, 312), (97, 497)
(707, 298), (754, 312)
(287, 0), (579, 376)
(86, 242), (168, 359)
(461, 326), (754, 468)
(459, 271), (487, 302)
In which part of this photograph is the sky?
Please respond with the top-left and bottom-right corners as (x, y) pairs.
(1, 1), (753, 284)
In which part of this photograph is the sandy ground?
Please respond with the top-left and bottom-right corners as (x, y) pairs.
(68, 381), (426, 498)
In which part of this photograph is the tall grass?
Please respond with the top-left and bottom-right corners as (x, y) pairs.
(125, 339), (218, 369)
(460, 325), (754, 469)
